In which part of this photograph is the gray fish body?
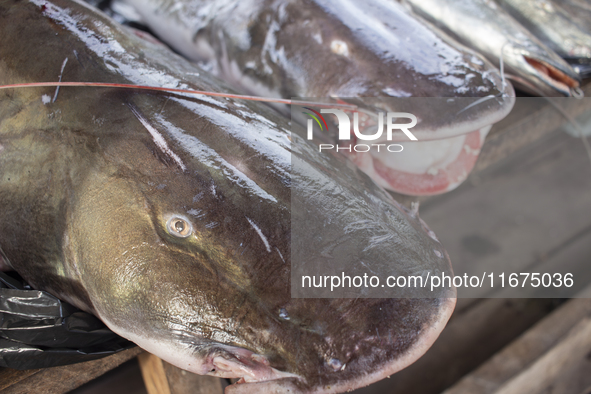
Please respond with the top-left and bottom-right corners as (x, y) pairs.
(496, 0), (591, 61)
(558, 0), (591, 27)
(556, 0), (591, 76)
(0, 0), (454, 392)
(120, 0), (513, 137)
(404, 0), (582, 97)
(117, 0), (517, 196)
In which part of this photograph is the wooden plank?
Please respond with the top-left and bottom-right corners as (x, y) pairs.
(138, 354), (225, 394)
(474, 82), (591, 173)
(137, 353), (171, 394)
(68, 358), (147, 394)
(445, 297), (591, 394)
(0, 368), (41, 391)
(161, 360), (224, 394)
(351, 298), (560, 394)
(494, 315), (591, 394)
(352, 110), (591, 393)
(0, 347), (143, 394)
(419, 129), (591, 299)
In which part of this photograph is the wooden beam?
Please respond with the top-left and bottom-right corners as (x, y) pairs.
(161, 360), (224, 394)
(353, 298), (560, 394)
(475, 82), (591, 173)
(445, 296), (591, 394)
(0, 347), (143, 394)
(495, 315), (591, 394)
(138, 353), (172, 394)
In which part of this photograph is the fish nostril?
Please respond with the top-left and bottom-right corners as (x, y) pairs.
(330, 40), (350, 57)
(279, 308), (290, 320)
(327, 357), (343, 371)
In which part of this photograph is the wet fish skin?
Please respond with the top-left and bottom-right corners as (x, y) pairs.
(558, 0), (591, 28)
(118, 0), (516, 196)
(557, 0), (591, 77)
(404, 0), (582, 97)
(120, 0), (512, 134)
(0, 0), (455, 392)
(495, 0), (591, 61)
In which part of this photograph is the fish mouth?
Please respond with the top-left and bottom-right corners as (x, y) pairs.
(97, 314), (301, 387)
(510, 51), (582, 97)
(201, 345), (300, 383)
(524, 56), (581, 91)
(105, 296), (458, 394)
(349, 125), (491, 195)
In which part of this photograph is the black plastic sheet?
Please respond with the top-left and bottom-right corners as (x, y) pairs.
(0, 271), (135, 370)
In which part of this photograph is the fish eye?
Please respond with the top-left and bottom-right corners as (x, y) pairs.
(166, 216), (193, 238)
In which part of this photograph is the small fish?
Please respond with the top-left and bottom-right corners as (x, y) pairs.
(0, 0), (454, 392)
(118, 0), (514, 195)
(404, 0), (583, 97)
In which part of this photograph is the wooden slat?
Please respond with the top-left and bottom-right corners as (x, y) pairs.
(445, 295), (591, 394)
(137, 353), (225, 394)
(354, 103), (591, 393)
(495, 315), (591, 394)
(137, 353), (172, 394)
(475, 82), (591, 173)
(0, 347), (143, 394)
(0, 368), (41, 391)
(161, 360), (224, 394)
(352, 298), (560, 394)
(419, 128), (591, 299)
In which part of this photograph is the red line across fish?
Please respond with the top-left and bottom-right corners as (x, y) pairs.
(115, 0), (516, 195)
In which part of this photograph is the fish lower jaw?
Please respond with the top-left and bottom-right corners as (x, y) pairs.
(96, 314), (303, 388)
(206, 352), (300, 384)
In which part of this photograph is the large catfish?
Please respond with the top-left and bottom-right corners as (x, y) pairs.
(0, 0), (455, 392)
(117, 0), (515, 196)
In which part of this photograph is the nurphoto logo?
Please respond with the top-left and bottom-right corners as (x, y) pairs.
(304, 108), (418, 153)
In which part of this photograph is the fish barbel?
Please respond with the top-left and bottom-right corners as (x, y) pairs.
(117, 0), (515, 195)
(0, 0), (455, 392)
(404, 0), (583, 97)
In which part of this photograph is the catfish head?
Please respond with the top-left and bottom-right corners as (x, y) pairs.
(59, 93), (455, 393)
